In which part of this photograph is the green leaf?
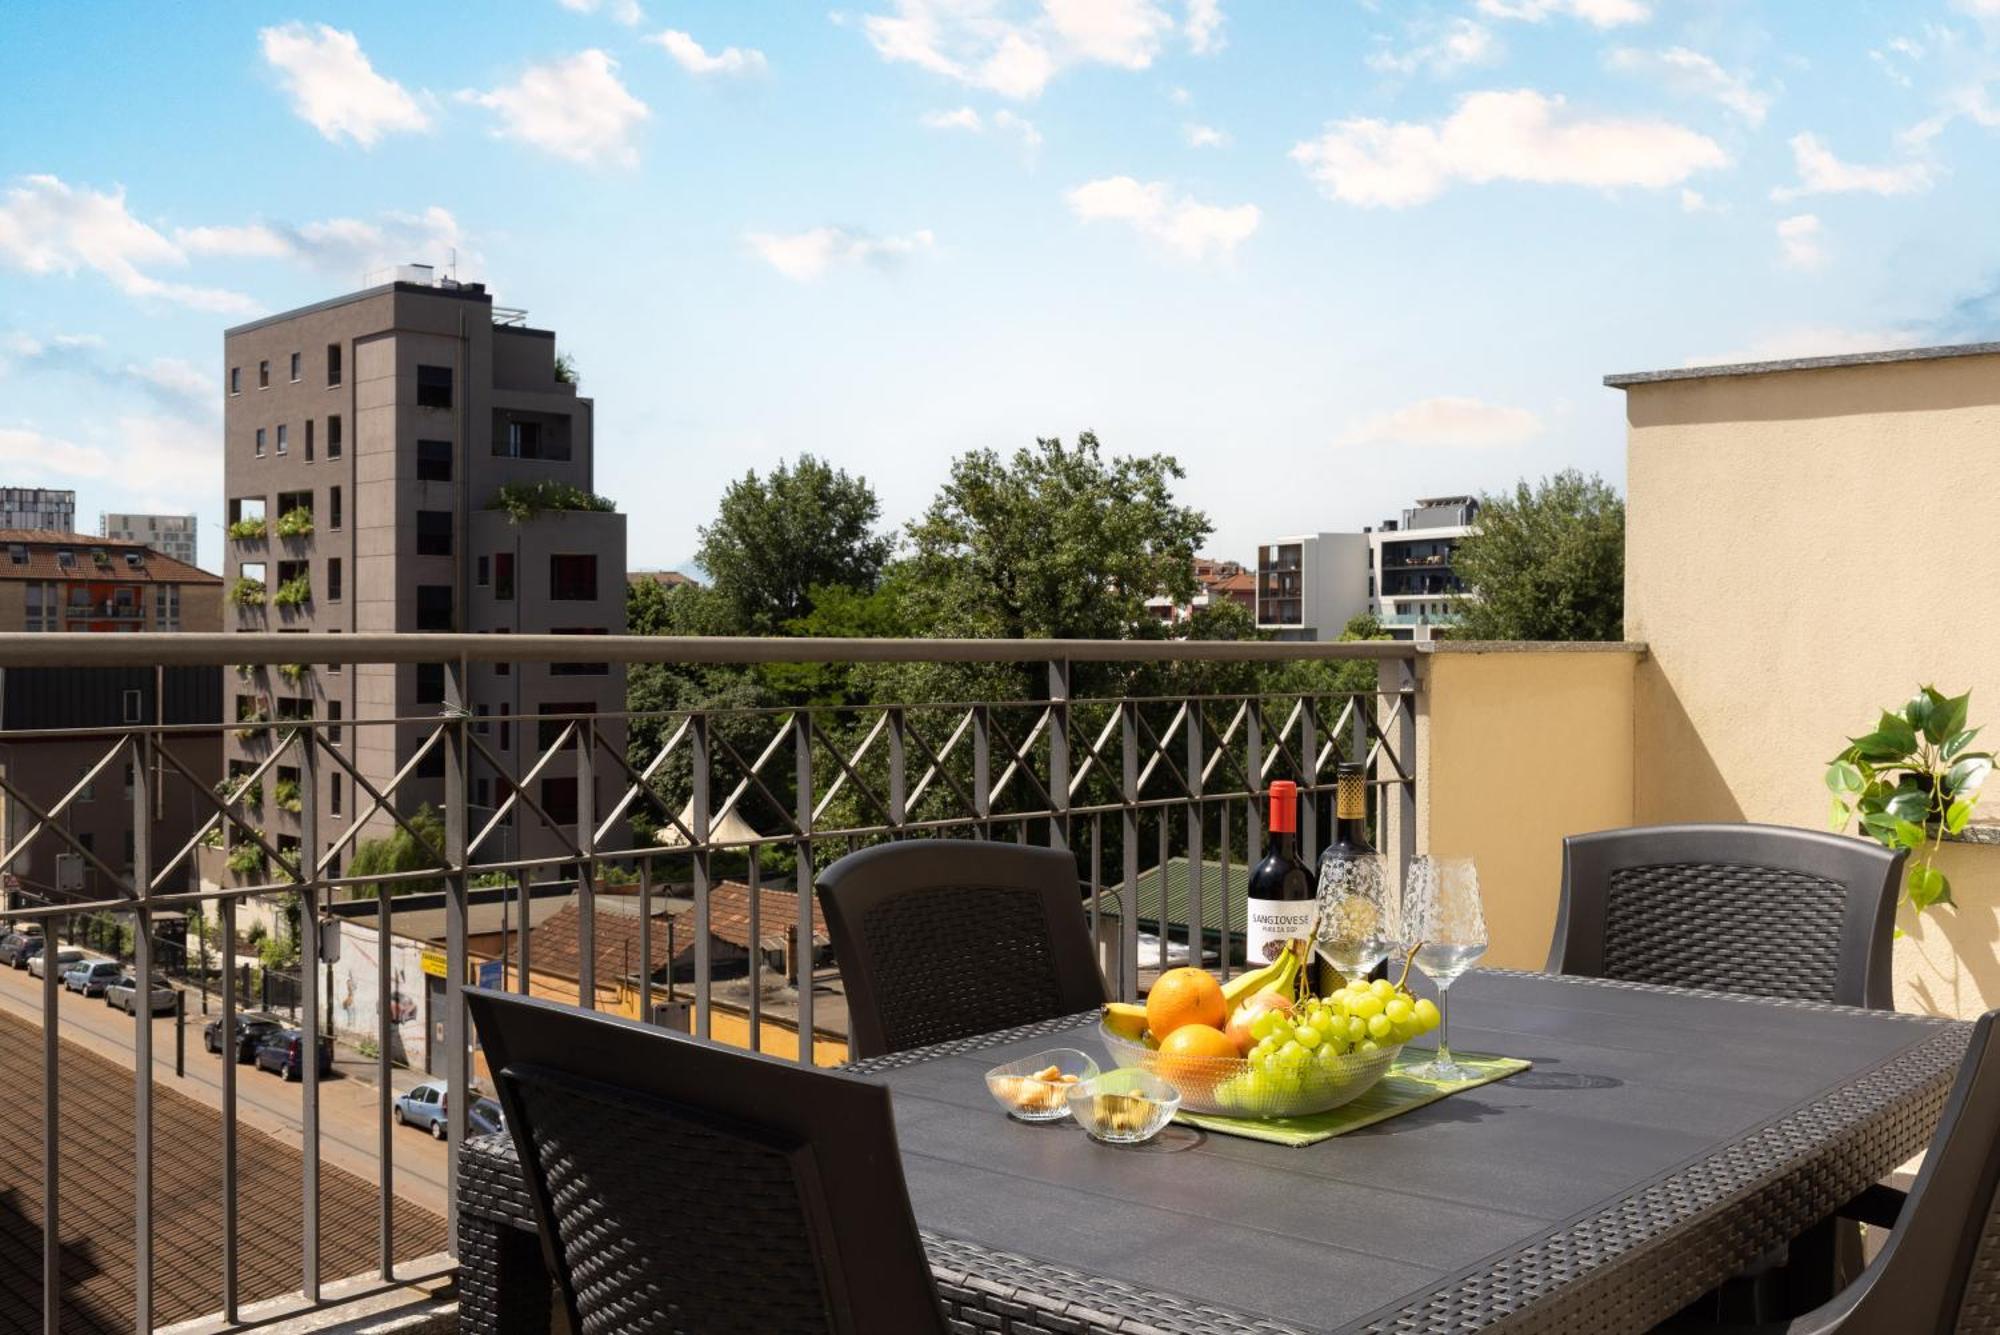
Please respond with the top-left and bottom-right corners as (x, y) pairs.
(1884, 789), (1931, 825)
(1860, 811), (1899, 842)
(1828, 796), (1851, 831)
(1928, 690), (1971, 746)
(1908, 864), (1948, 912)
(1905, 691), (1935, 733)
(1946, 799), (1973, 835)
(1947, 755), (1993, 798)
(1824, 761), (1864, 795)
(1878, 711), (1919, 751)
(1943, 727), (1983, 762)
(1850, 728), (1916, 763)
(1894, 819), (1928, 850)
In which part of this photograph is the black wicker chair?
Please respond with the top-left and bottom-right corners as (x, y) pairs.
(463, 988), (947, 1335)
(1546, 823), (1905, 1009)
(1662, 1010), (2000, 1334)
(816, 839), (1107, 1059)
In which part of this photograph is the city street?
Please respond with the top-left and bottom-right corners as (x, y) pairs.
(0, 959), (448, 1216)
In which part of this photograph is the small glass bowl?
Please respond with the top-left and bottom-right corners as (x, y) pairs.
(984, 1048), (1101, 1121)
(1067, 1068), (1181, 1145)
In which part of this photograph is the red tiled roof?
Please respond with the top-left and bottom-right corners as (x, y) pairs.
(671, 881), (828, 953)
(530, 882), (828, 984)
(0, 531), (219, 584)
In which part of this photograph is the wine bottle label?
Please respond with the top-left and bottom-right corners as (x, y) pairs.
(1245, 897), (1314, 965)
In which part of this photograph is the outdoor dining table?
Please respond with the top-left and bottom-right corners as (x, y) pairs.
(456, 968), (1970, 1335)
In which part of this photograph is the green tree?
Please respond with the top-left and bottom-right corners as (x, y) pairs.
(696, 455), (892, 634)
(347, 803), (447, 896)
(904, 432), (1210, 642)
(1452, 470), (1625, 642)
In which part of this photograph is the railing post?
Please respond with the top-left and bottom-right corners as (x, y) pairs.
(130, 731), (153, 1334)
(638, 861), (652, 1024)
(220, 893), (238, 1321)
(691, 713), (712, 1042)
(515, 868), (532, 993)
(1299, 701), (1319, 865)
(298, 729), (320, 1302)
(1245, 706), (1263, 868)
(886, 705), (907, 833)
(376, 883), (393, 1281)
(576, 721), (596, 1008)
(41, 911), (58, 1335)
(972, 704), (991, 840)
(1119, 701), (1139, 1001)
(1047, 661), (1070, 851)
(1185, 703), (1204, 977)
(1394, 657), (1418, 885)
(443, 658), (469, 1257)
(793, 713), (814, 1063)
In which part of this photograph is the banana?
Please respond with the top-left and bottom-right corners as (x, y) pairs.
(1101, 1001), (1150, 1041)
(1219, 951), (1289, 1011)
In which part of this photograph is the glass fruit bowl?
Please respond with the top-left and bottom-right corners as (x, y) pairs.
(984, 1048), (1101, 1121)
(1098, 1020), (1402, 1118)
(1067, 1067), (1180, 1144)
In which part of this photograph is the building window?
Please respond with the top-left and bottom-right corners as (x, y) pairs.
(326, 557), (342, 601)
(549, 628), (609, 676)
(289, 352), (301, 382)
(326, 343), (342, 387)
(275, 423), (288, 455)
(474, 703), (490, 735)
(415, 585), (453, 631)
(549, 554), (597, 602)
(476, 555), (489, 587)
(304, 419), (314, 462)
(416, 364), (453, 409)
(255, 428), (266, 457)
(415, 662), (445, 704)
(416, 510), (453, 556)
(328, 486), (342, 530)
(501, 419), (539, 458)
(499, 718), (511, 751)
(540, 776), (579, 826)
(538, 703), (592, 751)
(154, 585), (181, 630)
(120, 689), (142, 724)
(229, 367), (241, 395)
(416, 439), (452, 482)
(327, 699), (342, 746)
(330, 773), (342, 817)
(494, 553), (514, 601)
(258, 360), (270, 390)
(7, 545), (24, 565)
(327, 415), (342, 459)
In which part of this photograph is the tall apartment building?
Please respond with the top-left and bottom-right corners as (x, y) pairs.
(0, 488), (76, 532)
(0, 530), (220, 631)
(1254, 534), (1372, 641)
(221, 269), (627, 879)
(1366, 496), (1479, 635)
(101, 512), (198, 567)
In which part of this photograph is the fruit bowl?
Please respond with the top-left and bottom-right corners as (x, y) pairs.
(1098, 1020), (1403, 1118)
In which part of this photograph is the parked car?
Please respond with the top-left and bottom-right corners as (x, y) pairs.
(252, 1028), (334, 1081)
(0, 928), (43, 967)
(28, 946), (84, 980)
(469, 1096), (504, 1136)
(103, 975), (178, 1016)
(394, 1080), (500, 1138)
(203, 1011), (286, 1062)
(62, 959), (122, 997)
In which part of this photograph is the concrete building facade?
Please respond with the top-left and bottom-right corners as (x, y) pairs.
(1254, 533), (1372, 641)
(0, 488), (76, 532)
(101, 512), (199, 568)
(0, 530), (220, 632)
(221, 270), (627, 877)
(1366, 495), (1480, 636)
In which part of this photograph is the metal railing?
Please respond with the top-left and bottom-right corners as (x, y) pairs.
(0, 632), (1420, 1333)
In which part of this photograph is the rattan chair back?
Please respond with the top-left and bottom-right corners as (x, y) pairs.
(464, 988), (946, 1335)
(816, 839), (1108, 1058)
(1545, 823), (1903, 1008)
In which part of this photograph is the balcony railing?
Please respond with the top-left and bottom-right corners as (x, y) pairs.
(0, 631), (1419, 1333)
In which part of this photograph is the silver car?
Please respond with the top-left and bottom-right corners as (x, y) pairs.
(104, 975), (178, 1016)
(27, 946), (84, 980)
(62, 959), (121, 996)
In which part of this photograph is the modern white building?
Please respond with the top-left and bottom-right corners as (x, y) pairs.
(1254, 533), (1372, 641)
(1366, 496), (1480, 637)
(101, 512), (199, 568)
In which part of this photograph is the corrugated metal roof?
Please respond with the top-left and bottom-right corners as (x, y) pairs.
(1104, 858), (1252, 934)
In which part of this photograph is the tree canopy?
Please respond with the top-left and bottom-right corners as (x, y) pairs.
(695, 455), (891, 634)
(347, 803), (446, 896)
(1452, 470), (1625, 642)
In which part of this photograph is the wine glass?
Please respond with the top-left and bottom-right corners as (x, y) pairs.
(1403, 855), (1487, 1081)
(1313, 851), (1397, 986)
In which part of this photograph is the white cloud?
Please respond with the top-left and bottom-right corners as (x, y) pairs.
(462, 51), (649, 166)
(857, 0), (1177, 100)
(0, 175), (258, 314)
(1771, 132), (1934, 200)
(1185, 0), (1225, 54)
(1679, 187), (1715, 212)
(1169, 85), (1191, 104)
(1367, 19), (1500, 78)
(175, 206), (470, 281)
(558, 0), (645, 25)
(650, 29), (769, 77)
(1608, 46), (1770, 125)
(1686, 326), (1921, 367)
(126, 358), (214, 414)
(258, 23), (431, 147)
(1065, 176), (1260, 261)
(1477, 0), (1650, 27)
(0, 414), (217, 506)
(745, 226), (936, 281)
(1775, 213), (1826, 270)
(920, 106), (1041, 149)
(1290, 89), (1726, 208)
(922, 105), (985, 130)
(1183, 122), (1229, 147)
(993, 108), (1043, 149)
(1343, 396), (1543, 448)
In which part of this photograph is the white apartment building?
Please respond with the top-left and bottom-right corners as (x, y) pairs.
(1253, 533), (1371, 642)
(1256, 497), (1482, 642)
(101, 512), (199, 568)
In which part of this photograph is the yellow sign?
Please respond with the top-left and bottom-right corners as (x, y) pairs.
(420, 947), (447, 979)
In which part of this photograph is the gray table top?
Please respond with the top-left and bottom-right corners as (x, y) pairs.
(867, 970), (1962, 1333)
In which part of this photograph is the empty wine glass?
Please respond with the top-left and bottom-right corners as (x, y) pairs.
(1313, 851), (1397, 985)
(1403, 855), (1487, 1081)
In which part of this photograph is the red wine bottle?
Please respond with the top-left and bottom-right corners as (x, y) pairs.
(1245, 780), (1313, 965)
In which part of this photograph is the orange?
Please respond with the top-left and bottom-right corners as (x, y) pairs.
(1154, 1023), (1239, 1084)
(1145, 967), (1227, 1040)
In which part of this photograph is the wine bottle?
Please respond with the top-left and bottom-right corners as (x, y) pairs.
(1315, 761), (1384, 990)
(1244, 780), (1313, 966)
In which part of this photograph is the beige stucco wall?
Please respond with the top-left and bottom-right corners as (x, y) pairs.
(1415, 645), (1640, 971)
(1621, 353), (2000, 1016)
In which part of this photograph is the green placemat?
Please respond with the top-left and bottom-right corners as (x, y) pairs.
(1174, 1053), (1530, 1146)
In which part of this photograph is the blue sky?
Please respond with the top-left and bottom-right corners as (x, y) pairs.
(2, 1), (1997, 573)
